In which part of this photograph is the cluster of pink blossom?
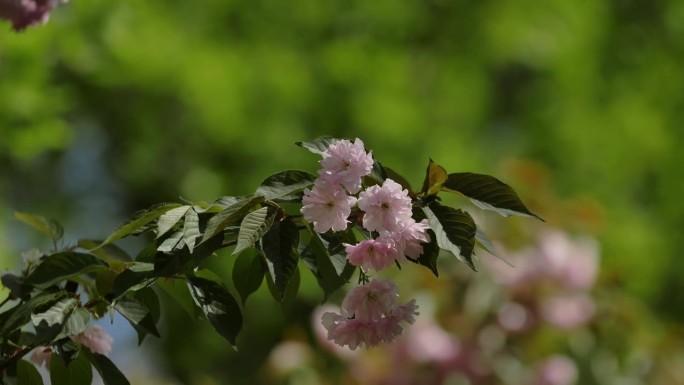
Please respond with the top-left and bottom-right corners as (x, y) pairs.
(301, 139), (430, 349)
(0, 0), (66, 31)
(30, 325), (113, 367)
(320, 280), (418, 350)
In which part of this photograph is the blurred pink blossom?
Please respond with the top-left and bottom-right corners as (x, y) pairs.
(498, 302), (533, 332)
(405, 319), (461, 364)
(538, 230), (599, 290)
(540, 294), (595, 329)
(29, 346), (52, 367)
(301, 179), (356, 233)
(319, 138), (374, 194)
(536, 355), (578, 385)
(73, 325), (113, 355)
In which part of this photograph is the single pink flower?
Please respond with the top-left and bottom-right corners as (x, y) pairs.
(30, 346), (52, 367)
(301, 179), (357, 233)
(358, 179), (413, 232)
(344, 236), (401, 271)
(391, 218), (431, 259)
(341, 279), (400, 321)
(73, 325), (113, 355)
(319, 138), (374, 194)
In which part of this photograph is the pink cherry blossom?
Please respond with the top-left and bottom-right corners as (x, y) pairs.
(358, 179), (413, 232)
(30, 346), (52, 367)
(301, 179), (357, 233)
(73, 325), (113, 355)
(344, 236), (401, 271)
(391, 218), (431, 259)
(319, 138), (374, 194)
(321, 279), (419, 350)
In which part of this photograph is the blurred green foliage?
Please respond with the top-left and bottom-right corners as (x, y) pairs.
(1, 0), (684, 383)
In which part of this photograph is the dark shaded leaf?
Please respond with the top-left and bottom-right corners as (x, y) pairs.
(422, 203), (477, 271)
(259, 220), (300, 301)
(410, 229), (440, 277)
(442, 173), (543, 220)
(157, 277), (198, 318)
(1, 273), (33, 299)
(25, 252), (108, 288)
(421, 158), (448, 196)
(187, 276), (242, 348)
(233, 207), (276, 255)
(201, 196), (265, 243)
(82, 348), (130, 385)
(255, 170), (317, 201)
(77, 240), (132, 263)
(17, 359), (44, 385)
(232, 249), (265, 305)
(14, 211), (63, 241)
(295, 136), (339, 155)
(299, 231), (354, 298)
(99, 203), (183, 247)
(0, 291), (70, 336)
(157, 230), (185, 253)
(32, 296), (78, 343)
(115, 295), (160, 344)
(50, 349), (92, 385)
(112, 263), (156, 297)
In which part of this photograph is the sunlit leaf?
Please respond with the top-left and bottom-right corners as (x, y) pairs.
(0, 291), (69, 336)
(295, 136), (339, 155)
(421, 158), (448, 196)
(99, 203), (183, 247)
(183, 208), (201, 253)
(201, 196), (265, 243)
(442, 173), (543, 220)
(14, 211), (63, 242)
(422, 203), (477, 271)
(255, 170), (317, 201)
(233, 207), (276, 255)
(156, 205), (190, 238)
(55, 308), (90, 340)
(115, 295), (160, 344)
(187, 276), (242, 348)
(157, 230), (185, 253)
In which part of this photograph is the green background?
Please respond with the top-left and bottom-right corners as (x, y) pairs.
(1, 0), (683, 383)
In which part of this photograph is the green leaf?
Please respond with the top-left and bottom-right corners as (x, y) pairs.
(259, 220), (300, 301)
(24, 252), (108, 288)
(266, 264), (300, 305)
(421, 158), (448, 196)
(422, 203), (477, 271)
(157, 230), (185, 253)
(232, 249), (265, 304)
(99, 203), (183, 247)
(411, 229), (440, 277)
(295, 136), (339, 155)
(367, 160), (388, 184)
(299, 231), (354, 298)
(115, 295), (160, 344)
(233, 207), (277, 255)
(187, 277), (242, 348)
(156, 205), (191, 238)
(17, 359), (44, 385)
(157, 277), (198, 318)
(475, 228), (514, 267)
(82, 348), (130, 385)
(50, 349), (92, 385)
(55, 308), (90, 340)
(201, 196), (265, 244)
(442, 173), (543, 221)
(1, 273), (33, 300)
(32, 296), (79, 342)
(183, 208), (201, 253)
(0, 291), (70, 336)
(14, 211), (63, 242)
(255, 170), (317, 201)
(112, 263), (156, 297)
(78, 240), (132, 263)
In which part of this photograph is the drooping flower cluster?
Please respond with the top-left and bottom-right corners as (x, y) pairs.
(300, 138), (431, 349)
(0, 0), (67, 31)
(321, 280), (418, 350)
